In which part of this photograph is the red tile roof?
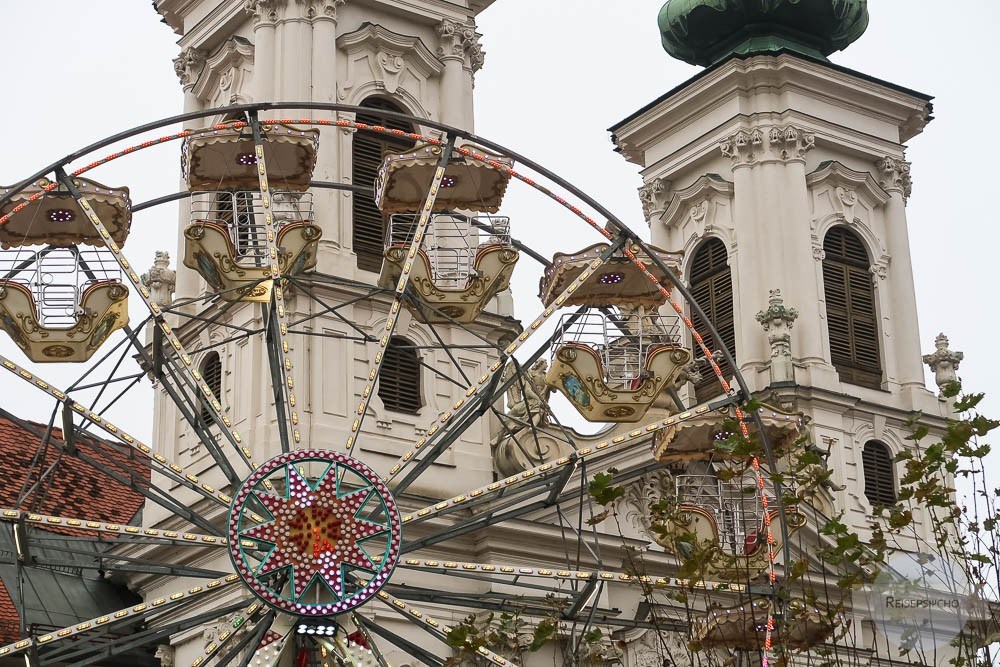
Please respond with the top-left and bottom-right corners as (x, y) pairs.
(0, 581), (18, 643)
(0, 410), (147, 643)
(0, 411), (146, 528)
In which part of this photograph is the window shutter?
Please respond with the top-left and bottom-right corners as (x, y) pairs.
(822, 228), (882, 388)
(200, 353), (222, 427)
(862, 440), (896, 507)
(352, 99), (416, 272)
(689, 238), (736, 402)
(378, 337), (422, 414)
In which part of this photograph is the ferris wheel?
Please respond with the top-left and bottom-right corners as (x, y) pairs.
(0, 103), (851, 667)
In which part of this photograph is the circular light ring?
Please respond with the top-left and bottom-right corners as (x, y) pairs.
(236, 152), (258, 166)
(47, 208), (76, 223)
(599, 272), (624, 284)
(228, 449), (401, 617)
(440, 175), (458, 188)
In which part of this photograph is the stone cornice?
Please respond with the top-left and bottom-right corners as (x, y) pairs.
(611, 52), (930, 170)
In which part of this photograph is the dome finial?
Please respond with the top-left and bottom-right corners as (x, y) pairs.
(658, 0), (869, 67)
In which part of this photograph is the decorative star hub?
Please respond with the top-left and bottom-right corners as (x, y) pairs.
(228, 450), (401, 616)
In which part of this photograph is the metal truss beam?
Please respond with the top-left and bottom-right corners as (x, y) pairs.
(357, 616), (445, 667)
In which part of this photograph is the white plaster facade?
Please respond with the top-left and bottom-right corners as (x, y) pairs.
(130, 2), (964, 664)
(611, 51), (960, 663)
(141, 2), (521, 665)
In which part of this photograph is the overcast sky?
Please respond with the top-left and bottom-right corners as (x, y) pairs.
(0, 1), (997, 434)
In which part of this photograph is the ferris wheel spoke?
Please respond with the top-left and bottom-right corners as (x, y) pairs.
(282, 274), (384, 343)
(192, 598), (270, 667)
(355, 615), (446, 667)
(141, 341), (242, 486)
(0, 509), (226, 548)
(383, 238), (628, 492)
(396, 559), (748, 594)
(346, 612), (392, 667)
(247, 113), (303, 453)
(0, 574), (242, 660)
(371, 588), (520, 667)
(397, 403), (720, 536)
(346, 134), (456, 457)
(0, 363), (231, 516)
(54, 168), (260, 475)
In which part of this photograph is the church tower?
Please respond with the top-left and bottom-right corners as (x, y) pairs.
(152, 0), (513, 500)
(144, 3), (516, 663)
(610, 0), (952, 576)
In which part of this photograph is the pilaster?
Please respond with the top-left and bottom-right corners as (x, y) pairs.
(436, 18), (482, 128)
(878, 155), (924, 393)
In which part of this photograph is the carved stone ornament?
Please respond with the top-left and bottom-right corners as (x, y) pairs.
(720, 124), (815, 166)
(436, 18), (485, 72)
(719, 128), (764, 166)
(620, 469), (675, 537)
(243, 0), (282, 26)
(141, 251), (177, 308)
(878, 156), (913, 200)
(870, 260), (889, 281)
(492, 360), (574, 476)
(629, 624), (692, 665)
(756, 289), (799, 384)
(308, 0), (345, 20)
(172, 47), (206, 88)
(923, 332), (963, 393)
(155, 645), (175, 667)
(637, 177), (670, 221)
(769, 124), (815, 161)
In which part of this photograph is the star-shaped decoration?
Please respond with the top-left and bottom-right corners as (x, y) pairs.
(241, 464), (388, 601)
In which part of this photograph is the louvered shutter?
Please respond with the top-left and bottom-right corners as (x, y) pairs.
(689, 239), (737, 402)
(200, 353), (222, 427)
(378, 337), (422, 414)
(862, 440), (896, 507)
(353, 99), (416, 272)
(822, 228), (882, 388)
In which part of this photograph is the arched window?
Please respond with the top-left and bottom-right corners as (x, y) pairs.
(823, 227), (881, 388)
(862, 440), (896, 507)
(352, 98), (416, 272)
(688, 238), (736, 402)
(378, 337), (422, 414)
(199, 352), (223, 427)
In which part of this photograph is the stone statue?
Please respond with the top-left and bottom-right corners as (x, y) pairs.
(923, 333), (963, 395)
(141, 251), (176, 308)
(504, 359), (552, 431)
(493, 359), (573, 476)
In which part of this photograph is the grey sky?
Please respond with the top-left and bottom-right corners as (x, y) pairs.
(0, 1), (996, 433)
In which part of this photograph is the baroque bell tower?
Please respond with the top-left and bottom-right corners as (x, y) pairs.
(610, 0), (952, 560)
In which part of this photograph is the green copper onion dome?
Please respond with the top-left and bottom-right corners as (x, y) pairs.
(658, 0), (869, 67)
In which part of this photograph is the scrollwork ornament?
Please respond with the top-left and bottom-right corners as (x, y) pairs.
(172, 47), (206, 89)
(621, 469), (675, 536)
(878, 156), (913, 200)
(309, 0), (345, 20)
(243, 0), (281, 26)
